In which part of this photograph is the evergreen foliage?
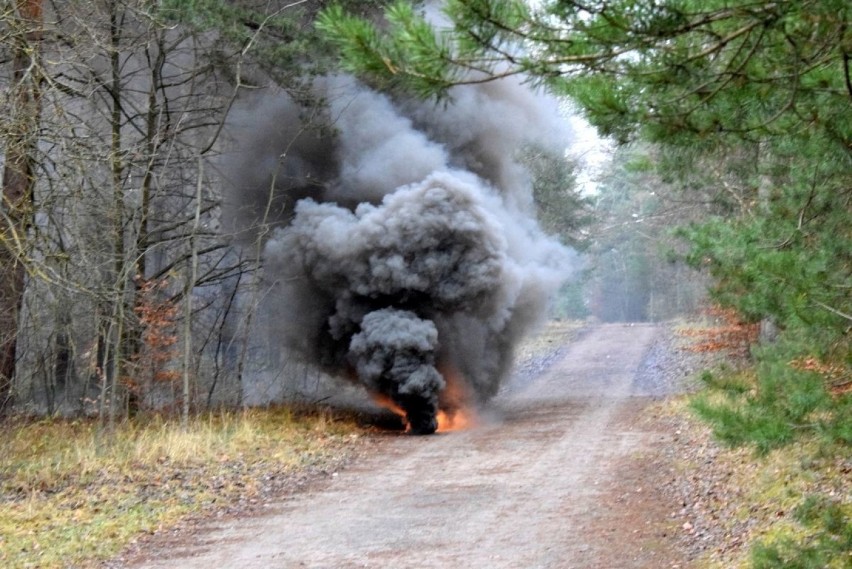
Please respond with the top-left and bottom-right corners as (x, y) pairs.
(584, 145), (709, 322)
(317, 0), (851, 417)
(693, 338), (851, 452)
(518, 144), (592, 250)
(318, 8), (851, 563)
(516, 144), (594, 320)
(751, 494), (852, 569)
(158, 0), (394, 83)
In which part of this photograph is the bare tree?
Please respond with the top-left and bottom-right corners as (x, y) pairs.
(0, 0), (42, 412)
(2, 0), (358, 420)
(2, 0), (241, 419)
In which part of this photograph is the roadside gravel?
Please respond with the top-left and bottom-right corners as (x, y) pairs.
(113, 320), (754, 569)
(612, 321), (764, 567)
(117, 323), (684, 569)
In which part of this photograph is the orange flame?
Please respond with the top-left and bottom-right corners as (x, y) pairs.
(370, 364), (479, 434)
(436, 364), (478, 432)
(436, 407), (477, 432)
(371, 393), (406, 419)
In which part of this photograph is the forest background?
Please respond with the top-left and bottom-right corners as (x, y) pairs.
(1, 0), (724, 421)
(1, 1), (849, 567)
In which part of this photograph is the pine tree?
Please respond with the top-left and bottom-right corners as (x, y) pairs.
(318, 0), (852, 410)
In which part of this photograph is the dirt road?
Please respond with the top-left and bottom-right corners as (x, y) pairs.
(129, 323), (684, 568)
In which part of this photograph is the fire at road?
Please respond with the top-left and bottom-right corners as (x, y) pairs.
(127, 323), (681, 568)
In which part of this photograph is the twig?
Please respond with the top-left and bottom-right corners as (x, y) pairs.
(812, 300), (852, 322)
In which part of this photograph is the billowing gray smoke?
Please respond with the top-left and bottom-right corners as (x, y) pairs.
(350, 309), (443, 434)
(224, 76), (578, 433)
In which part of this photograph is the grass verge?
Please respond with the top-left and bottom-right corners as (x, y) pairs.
(0, 407), (365, 568)
(689, 379), (851, 569)
(666, 315), (850, 568)
(515, 319), (585, 361)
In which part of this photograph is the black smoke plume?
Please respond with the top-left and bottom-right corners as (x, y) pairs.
(224, 76), (578, 433)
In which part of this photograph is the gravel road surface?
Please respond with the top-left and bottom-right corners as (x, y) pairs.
(128, 323), (683, 569)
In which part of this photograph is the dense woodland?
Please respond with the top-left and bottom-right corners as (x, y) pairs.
(0, 0), (391, 420)
(2, 2), (849, 566)
(2, 0), (849, 435)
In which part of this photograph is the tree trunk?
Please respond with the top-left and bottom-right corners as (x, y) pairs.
(0, 0), (42, 413)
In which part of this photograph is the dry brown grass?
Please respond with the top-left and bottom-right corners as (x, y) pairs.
(514, 319), (585, 362)
(0, 407), (365, 568)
